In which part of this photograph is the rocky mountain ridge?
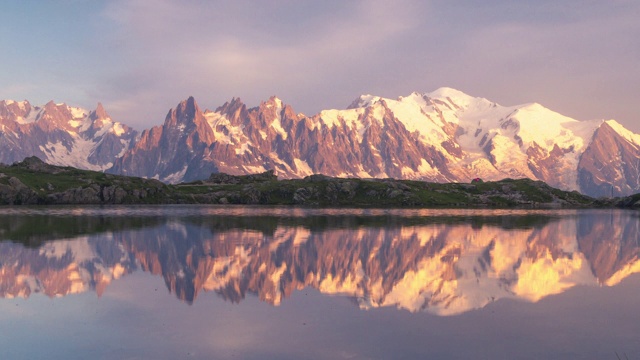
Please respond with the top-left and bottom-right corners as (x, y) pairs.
(2, 89), (639, 197)
(0, 99), (137, 170)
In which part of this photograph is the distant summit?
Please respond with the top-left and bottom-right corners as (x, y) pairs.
(0, 100), (136, 170)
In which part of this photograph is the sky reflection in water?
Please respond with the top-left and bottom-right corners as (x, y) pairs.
(0, 206), (639, 359)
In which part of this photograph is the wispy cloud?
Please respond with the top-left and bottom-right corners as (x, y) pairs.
(2, 1), (638, 133)
(96, 0), (426, 127)
(450, 2), (640, 122)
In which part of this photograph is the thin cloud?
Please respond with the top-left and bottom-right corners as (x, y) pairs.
(5, 1), (635, 133)
(96, 0), (426, 127)
(450, 4), (640, 123)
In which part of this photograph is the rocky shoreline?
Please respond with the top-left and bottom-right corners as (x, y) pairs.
(1, 157), (638, 208)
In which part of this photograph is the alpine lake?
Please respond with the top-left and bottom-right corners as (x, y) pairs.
(1, 205), (639, 359)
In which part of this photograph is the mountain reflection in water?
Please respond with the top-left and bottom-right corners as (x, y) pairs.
(0, 207), (638, 316)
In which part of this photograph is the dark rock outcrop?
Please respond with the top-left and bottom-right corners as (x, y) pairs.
(206, 170), (276, 184)
(0, 157), (607, 207)
(578, 122), (640, 197)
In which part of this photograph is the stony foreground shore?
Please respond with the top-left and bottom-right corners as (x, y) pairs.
(1, 157), (637, 208)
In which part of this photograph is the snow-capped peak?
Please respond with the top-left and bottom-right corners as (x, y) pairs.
(265, 96), (283, 109)
(347, 94), (382, 109)
(605, 119), (640, 146)
(427, 86), (475, 101)
(427, 87), (496, 111)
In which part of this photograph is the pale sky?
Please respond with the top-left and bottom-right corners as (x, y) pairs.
(1, 0), (639, 133)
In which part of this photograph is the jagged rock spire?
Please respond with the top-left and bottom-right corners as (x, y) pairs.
(90, 102), (110, 120)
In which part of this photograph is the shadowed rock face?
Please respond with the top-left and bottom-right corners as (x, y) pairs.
(527, 143), (573, 190)
(2, 210), (638, 315)
(110, 96), (458, 184)
(578, 122), (640, 197)
(108, 96), (219, 182)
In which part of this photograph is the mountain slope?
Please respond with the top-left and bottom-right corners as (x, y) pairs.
(109, 89), (640, 196)
(0, 100), (137, 170)
(578, 120), (640, 197)
(2, 89), (639, 197)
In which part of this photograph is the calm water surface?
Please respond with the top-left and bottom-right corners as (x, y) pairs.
(1, 206), (639, 359)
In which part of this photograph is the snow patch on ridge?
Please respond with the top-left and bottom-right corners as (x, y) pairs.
(510, 104), (587, 152)
(383, 94), (449, 145)
(427, 87), (480, 106)
(350, 94), (381, 109)
(293, 158), (314, 176)
(112, 123), (126, 136)
(271, 116), (287, 140)
(70, 107), (87, 119)
(15, 108), (41, 124)
(317, 107), (365, 132)
(606, 119), (640, 146)
(68, 119), (84, 128)
(243, 165), (266, 174)
(270, 101), (288, 140)
(39, 137), (105, 171)
(235, 142), (251, 155)
(164, 166), (188, 184)
(204, 112), (249, 147)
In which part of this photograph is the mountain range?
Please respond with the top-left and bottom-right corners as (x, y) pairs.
(1, 88), (639, 197)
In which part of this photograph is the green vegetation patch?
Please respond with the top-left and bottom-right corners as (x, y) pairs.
(0, 158), (608, 208)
